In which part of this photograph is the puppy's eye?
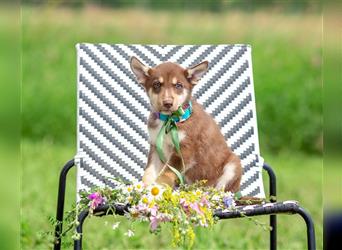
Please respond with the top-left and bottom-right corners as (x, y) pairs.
(153, 81), (161, 89)
(175, 83), (183, 89)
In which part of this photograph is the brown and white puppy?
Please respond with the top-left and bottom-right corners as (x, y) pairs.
(130, 56), (242, 193)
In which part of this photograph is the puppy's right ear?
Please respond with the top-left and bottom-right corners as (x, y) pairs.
(130, 56), (150, 86)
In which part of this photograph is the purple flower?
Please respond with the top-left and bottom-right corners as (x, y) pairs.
(223, 196), (234, 208)
(88, 192), (105, 209)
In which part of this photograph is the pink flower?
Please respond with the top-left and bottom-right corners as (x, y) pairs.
(150, 215), (159, 231)
(88, 192), (105, 209)
(149, 206), (159, 231)
(200, 196), (210, 208)
(149, 206), (171, 232)
(180, 198), (190, 213)
(150, 206), (158, 216)
(136, 204), (148, 213)
(134, 203), (151, 217)
(190, 202), (203, 215)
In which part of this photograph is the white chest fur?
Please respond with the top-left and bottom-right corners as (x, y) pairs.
(143, 119), (187, 185)
(148, 119), (186, 162)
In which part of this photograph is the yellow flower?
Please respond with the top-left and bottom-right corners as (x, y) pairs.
(162, 189), (172, 200)
(142, 196), (149, 204)
(151, 186), (160, 196)
(148, 200), (155, 208)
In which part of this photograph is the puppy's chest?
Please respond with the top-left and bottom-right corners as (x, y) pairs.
(148, 119), (186, 148)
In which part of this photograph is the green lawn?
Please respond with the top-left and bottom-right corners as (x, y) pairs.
(21, 140), (322, 249)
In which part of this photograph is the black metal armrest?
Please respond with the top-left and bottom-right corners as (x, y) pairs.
(263, 162), (277, 202)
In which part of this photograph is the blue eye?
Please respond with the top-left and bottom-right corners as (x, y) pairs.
(175, 83), (183, 89)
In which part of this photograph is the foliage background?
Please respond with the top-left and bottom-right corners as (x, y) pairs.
(22, 1), (322, 154)
(21, 1), (324, 249)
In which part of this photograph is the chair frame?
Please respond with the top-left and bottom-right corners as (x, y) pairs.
(53, 160), (316, 250)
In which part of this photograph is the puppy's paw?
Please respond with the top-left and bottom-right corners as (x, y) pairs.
(156, 171), (177, 187)
(142, 166), (158, 186)
(142, 176), (155, 186)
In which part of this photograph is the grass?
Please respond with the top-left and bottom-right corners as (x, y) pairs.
(21, 5), (322, 153)
(21, 140), (322, 249)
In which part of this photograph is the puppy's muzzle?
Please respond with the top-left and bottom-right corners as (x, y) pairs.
(163, 99), (173, 109)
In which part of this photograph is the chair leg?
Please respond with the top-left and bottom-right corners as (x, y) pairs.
(74, 210), (89, 250)
(54, 159), (75, 250)
(263, 163), (315, 250)
(263, 163), (277, 250)
(294, 206), (316, 250)
(270, 214), (277, 250)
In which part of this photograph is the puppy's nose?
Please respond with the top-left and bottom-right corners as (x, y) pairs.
(163, 100), (173, 109)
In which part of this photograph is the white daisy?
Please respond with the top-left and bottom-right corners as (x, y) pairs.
(126, 185), (134, 193)
(193, 189), (203, 196)
(124, 229), (134, 237)
(127, 196), (133, 203)
(211, 194), (221, 202)
(112, 222), (120, 230)
(148, 184), (165, 200)
(134, 181), (144, 192)
(140, 194), (152, 205)
(112, 180), (126, 190)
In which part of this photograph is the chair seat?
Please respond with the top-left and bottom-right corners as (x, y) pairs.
(90, 200), (299, 219)
(214, 200), (299, 219)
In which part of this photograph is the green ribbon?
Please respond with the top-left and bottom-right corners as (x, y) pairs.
(234, 191), (242, 199)
(156, 106), (186, 185)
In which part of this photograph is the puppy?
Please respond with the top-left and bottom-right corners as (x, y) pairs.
(130, 56), (242, 193)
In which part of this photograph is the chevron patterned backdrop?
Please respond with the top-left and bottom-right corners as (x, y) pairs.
(76, 44), (265, 198)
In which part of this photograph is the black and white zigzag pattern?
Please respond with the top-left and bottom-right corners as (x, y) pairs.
(76, 44), (265, 198)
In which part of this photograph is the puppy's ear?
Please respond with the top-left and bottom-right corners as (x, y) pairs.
(185, 61), (208, 85)
(130, 56), (151, 86)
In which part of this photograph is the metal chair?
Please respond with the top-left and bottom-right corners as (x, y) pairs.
(54, 44), (316, 250)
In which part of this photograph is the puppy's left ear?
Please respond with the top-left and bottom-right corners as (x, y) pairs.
(185, 61), (209, 85)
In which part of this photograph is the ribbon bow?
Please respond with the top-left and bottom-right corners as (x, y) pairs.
(156, 105), (187, 185)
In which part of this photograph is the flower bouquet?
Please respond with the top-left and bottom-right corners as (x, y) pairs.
(51, 179), (267, 248)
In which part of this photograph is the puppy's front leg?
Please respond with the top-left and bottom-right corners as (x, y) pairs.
(155, 154), (181, 187)
(142, 145), (162, 185)
(156, 168), (178, 187)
